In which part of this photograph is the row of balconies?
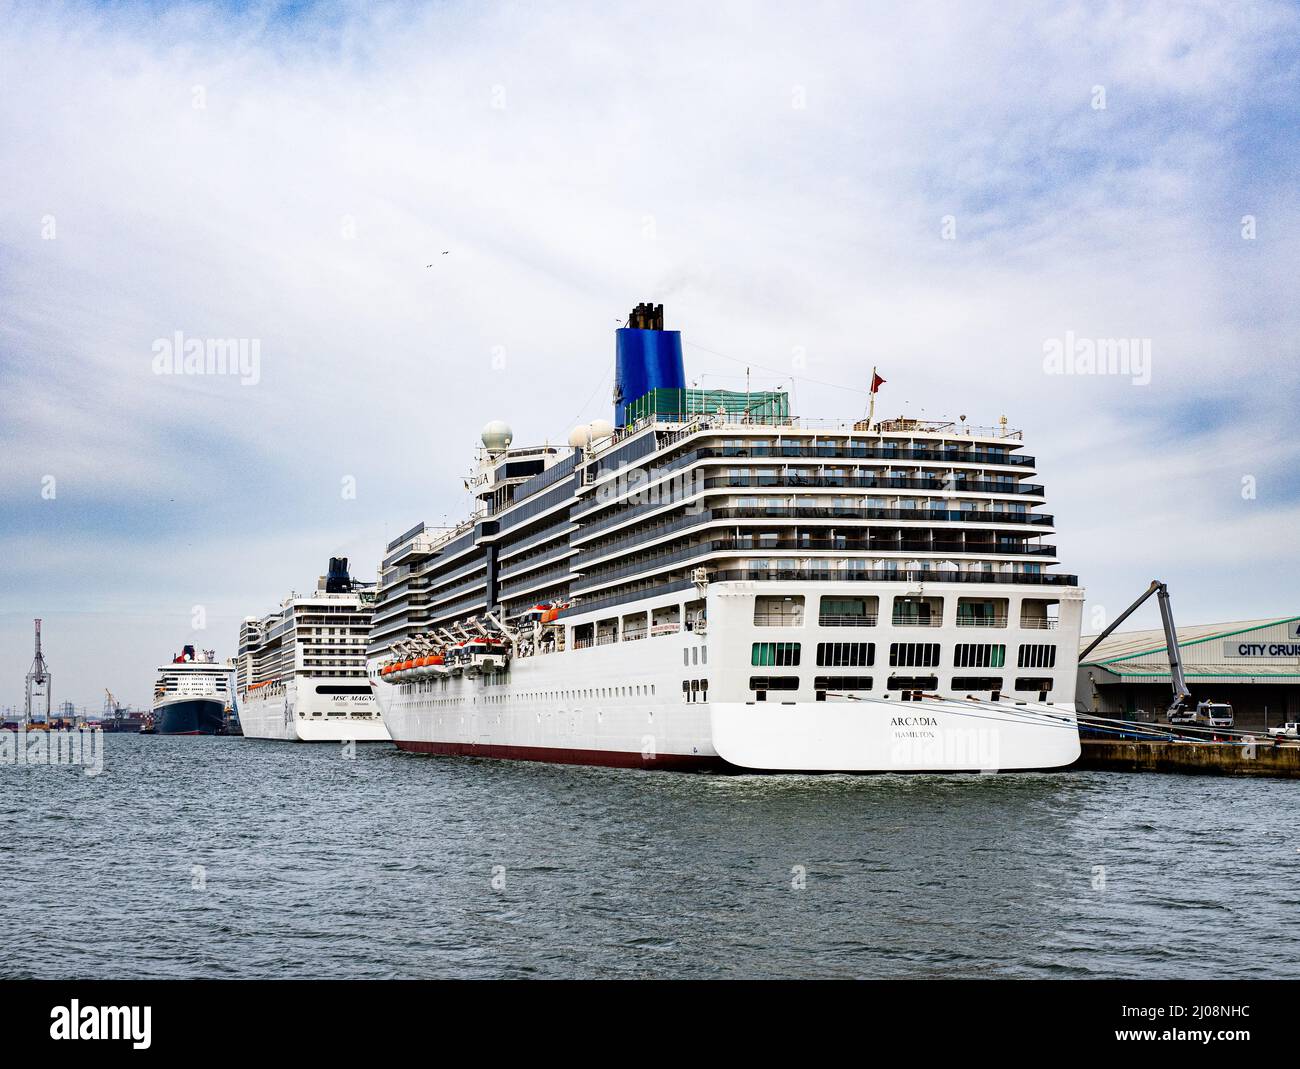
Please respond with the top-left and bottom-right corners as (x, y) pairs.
(427, 591), (491, 629)
(578, 441), (1035, 515)
(574, 507), (1054, 569)
(495, 516), (576, 563)
(574, 472), (1045, 528)
(683, 443), (1034, 465)
(426, 571), (489, 612)
(571, 537), (1058, 595)
(496, 540), (576, 583)
(497, 559), (574, 600)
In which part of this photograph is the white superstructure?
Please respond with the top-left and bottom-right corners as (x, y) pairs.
(238, 558), (389, 742)
(368, 305), (1083, 772)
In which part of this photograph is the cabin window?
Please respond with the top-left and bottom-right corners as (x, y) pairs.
(889, 642), (940, 668)
(956, 597), (1007, 628)
(887, 675), (938, 691)
(1019, 599), (1059, 630)
(752, 642), (801, 667)
(816, 642), (875, 668)
(754, 595), (804, 627)
(953, 643), (1006, 669)
(892, 596), (943, 626)
(952, 676), (1004, 691)
(814, 676), (873, 698)
(1018, 644), (1057, 669)
(749, 676), (799, 692)
(1015, 677), (1054, 693)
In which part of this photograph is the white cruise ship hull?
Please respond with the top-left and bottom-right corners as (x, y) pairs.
(382, 693), (1077, 771)
(373, 581), (1081, 773)
(240, 680), (390, 743)
(709, 699), (1079, 772)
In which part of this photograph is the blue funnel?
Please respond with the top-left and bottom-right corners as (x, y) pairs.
(614, 303), (685, 427)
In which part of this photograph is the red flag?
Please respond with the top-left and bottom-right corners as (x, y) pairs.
(870, 372), (886, 393)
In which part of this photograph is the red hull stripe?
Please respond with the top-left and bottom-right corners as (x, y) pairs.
(393, 738), (728, 772)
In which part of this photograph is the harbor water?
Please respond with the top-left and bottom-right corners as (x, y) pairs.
(2, 734), (1298, 979)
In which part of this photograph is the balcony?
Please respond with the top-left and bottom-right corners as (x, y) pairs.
(497, 541), (575, 582)
(818, 614), (879, 627)
(574, 472), (1047, 522)
(497, 560), (573, 600)
(703, 474), (1043, 495)
(711, 569), (1079, 586)
(956, 616), (1008, 627)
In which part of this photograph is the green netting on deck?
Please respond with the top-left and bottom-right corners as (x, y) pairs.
(625, 387), (789, 425)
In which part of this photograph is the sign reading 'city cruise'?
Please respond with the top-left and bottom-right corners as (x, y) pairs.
(1222, 622), (1300, 658)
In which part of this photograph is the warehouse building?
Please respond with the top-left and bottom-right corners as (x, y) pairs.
(1078, 617), (1300, 731)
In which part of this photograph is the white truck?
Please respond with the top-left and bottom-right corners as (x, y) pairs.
(1269, 722), (1299, 739)
(1171, 700), (1233, 729)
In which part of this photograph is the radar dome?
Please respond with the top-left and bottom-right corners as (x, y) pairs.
(567, 424), (591, 449)
(481, 420), (513, 452)
(589, 418), (614, 442)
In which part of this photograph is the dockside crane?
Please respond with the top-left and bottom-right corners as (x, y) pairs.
(1081, 580), (1232, 727)
(24, 618), (52, 724)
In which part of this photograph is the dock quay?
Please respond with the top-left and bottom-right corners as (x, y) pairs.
(1075, 737), (1300, 778)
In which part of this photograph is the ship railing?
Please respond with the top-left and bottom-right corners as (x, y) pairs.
(709, 568), (1079, 586)
(955, 616), (1009, 627)
(891, 617), (944, 627)
(595, 414), (1024, 452)
(818, 614), (879, 627)
(1020, 618), (1060, 629)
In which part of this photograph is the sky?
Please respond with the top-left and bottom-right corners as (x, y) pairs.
(1, 0), (1298, 714)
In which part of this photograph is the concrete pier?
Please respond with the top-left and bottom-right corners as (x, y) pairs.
(1075, 738), (1300, 778)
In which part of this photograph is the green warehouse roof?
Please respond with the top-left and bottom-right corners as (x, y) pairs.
(1080, 617), (1300, 681)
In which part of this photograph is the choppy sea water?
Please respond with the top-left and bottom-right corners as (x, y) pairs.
(2, 734), (1297, 979)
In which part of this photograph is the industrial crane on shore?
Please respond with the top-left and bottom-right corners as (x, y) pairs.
(1081, 580), (1233, 728)
(24, 618), (51, 724)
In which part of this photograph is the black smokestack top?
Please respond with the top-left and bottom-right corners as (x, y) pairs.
(627, 302), (664, 330)
(326, 557), (352, 594)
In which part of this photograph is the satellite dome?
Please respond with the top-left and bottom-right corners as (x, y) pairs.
(567, 424), (591, 449)
(589, 418), (614, 442)
(481, 420), (513, 452)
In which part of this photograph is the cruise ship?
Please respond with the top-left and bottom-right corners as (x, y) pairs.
(152, 646), (234, 735)
(237, 558), (389, 742)
(367, 303), (1084, 772)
